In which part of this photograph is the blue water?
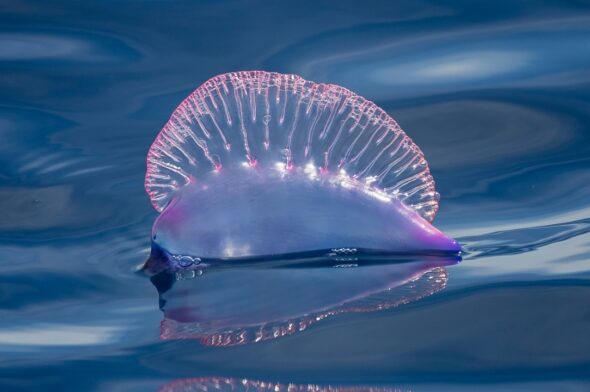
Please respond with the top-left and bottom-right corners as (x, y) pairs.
(1, 1), (590, 390)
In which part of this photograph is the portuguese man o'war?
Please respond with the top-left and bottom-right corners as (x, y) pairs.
(145, 71), (460, 263)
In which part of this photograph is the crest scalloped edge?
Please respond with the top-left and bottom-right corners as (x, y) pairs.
(145, 71), (439, 221)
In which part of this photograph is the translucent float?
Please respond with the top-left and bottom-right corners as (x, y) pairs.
(145, 71), (460, 262)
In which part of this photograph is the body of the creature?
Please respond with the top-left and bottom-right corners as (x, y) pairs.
(145, 71), (460, 262)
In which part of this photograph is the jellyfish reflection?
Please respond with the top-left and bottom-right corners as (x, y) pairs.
(158, 377), (405, 392)
(149, 255), (459, 347)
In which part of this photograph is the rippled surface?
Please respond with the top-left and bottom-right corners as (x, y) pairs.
(1, 1), (589, 391)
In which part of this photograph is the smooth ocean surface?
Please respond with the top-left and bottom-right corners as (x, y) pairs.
(1, 1), (589, 391)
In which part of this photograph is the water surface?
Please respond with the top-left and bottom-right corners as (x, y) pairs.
(1, 1), (590, 390)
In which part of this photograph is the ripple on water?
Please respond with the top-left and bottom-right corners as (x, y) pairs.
(0, 106), (75, 179)
(460, 217), (590, 259)
(394, 99), (572, 170)
(0, 104), (152, 242)
(265, 17), (590, 99)
(0, 30), (140, 63)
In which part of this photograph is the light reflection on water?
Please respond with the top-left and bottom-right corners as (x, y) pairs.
(0, 0), (589, 391)
(157, 377), (405, 392)
(151, 258), (454, 347)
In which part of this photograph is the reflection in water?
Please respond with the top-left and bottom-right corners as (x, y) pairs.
(158, 377), (403, 392)
(461, 216), (590, 259)
(149, 257), (458, 346)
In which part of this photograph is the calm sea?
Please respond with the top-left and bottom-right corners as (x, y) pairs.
(1, 1), (589, 390)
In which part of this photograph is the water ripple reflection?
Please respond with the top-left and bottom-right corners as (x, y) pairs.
(150, 258), (457, 347)
(0, 30), (139, 63)
(158, 377), (404, 392)
(461, 217), (590, 259)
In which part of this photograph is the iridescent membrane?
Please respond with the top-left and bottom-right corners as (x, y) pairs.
(145, 71), (460, 260)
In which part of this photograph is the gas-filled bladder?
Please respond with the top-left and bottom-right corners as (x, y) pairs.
(145, 71), (460, 264)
